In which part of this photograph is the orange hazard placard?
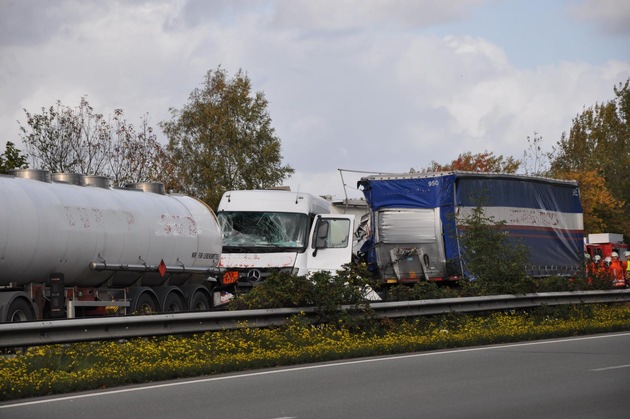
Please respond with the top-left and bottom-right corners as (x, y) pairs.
(158, 259), (167, 277)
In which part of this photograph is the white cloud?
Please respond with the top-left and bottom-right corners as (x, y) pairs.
(0, 0), (199, 143)
(269, 0), (488, 31)
(1, 0), (629, 204)
(569, 0), (630, 36)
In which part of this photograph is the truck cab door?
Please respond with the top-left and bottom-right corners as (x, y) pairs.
(306, 214), (355, 275)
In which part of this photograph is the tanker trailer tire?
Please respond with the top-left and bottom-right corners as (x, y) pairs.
(161, 291), (186, 313)
(130, 290), (159, 315)
(189, 291), (212, 312)
(4, 297), (36, 322)
(181, 285), (213, 312)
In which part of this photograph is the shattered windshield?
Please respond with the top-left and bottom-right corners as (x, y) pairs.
(218, 211), (309, 249)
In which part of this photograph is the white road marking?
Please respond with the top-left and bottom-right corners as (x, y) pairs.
(590, 364), (630, 372)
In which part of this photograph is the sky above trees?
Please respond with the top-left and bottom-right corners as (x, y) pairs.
(1, 0), (629, 199)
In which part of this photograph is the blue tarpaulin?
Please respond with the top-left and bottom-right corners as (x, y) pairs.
(359, 172), (584, 277)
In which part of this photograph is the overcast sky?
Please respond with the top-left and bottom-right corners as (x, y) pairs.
(1, 0), (629, 200)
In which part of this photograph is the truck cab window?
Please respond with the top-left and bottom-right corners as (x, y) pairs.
(218, 211), (309, 249)
(314, 218), (351, 249)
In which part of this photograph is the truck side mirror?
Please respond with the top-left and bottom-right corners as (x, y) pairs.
(312, 220), (329, 257)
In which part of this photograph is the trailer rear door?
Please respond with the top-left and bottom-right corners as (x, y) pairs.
(374, 208), (446, 282)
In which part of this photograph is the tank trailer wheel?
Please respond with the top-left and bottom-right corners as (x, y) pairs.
(7, 298), (35, 322)
(162, 292), (186, 313)
(132, 293), (158, 315)
(189, 291), (212, 311)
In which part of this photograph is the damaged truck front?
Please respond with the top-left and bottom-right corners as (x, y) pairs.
(216, 189), (355, 300)
(357, 172), (585, 285)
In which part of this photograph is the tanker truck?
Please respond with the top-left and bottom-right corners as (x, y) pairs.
(0, 169), (222, 322)
(357, 171), (585, 284)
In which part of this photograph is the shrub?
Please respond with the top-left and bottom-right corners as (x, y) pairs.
(229, 264), (378, 325)
(457, 203), (534, 295)
(386, 281), (459, 301)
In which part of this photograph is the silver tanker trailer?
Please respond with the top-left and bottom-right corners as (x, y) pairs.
(0, 169), (222, 322)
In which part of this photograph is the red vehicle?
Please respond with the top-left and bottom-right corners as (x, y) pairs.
(585, 233), (628, 288)
(585, 233), (628, 261)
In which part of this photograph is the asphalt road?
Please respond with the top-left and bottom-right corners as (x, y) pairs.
(2, 332), (630, 418)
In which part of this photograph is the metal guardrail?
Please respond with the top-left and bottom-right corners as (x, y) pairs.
(1, 290), (630, 348)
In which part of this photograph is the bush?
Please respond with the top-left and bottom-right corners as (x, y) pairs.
(457, 203), (535, 295)
(228, 271), (313, 310)
(229, 264), (378, 325)
(386, 281), (459, 301)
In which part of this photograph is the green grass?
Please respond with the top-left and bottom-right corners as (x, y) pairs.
(2, 304), (630, 401)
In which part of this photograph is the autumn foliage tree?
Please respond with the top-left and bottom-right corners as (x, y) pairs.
(420, 151), (520, 173)
(549, 79), (630, 238)
(161, 67), (294, 209)
(553, 169), (625, 234)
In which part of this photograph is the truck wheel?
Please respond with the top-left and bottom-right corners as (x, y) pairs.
(162, 292), (186, 313)
(132, 293), (158, 315)
(7, 298), (35, 322)
(189, 291), (211, 311)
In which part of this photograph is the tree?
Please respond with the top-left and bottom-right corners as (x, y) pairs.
(419, 151), (520, 173)
(20, 98), (109, 175)
(161, 67), (294, 209)
(106, 113), (174, 187)
(457, 203), (533, 295)
(18, 98), (166, 186)
(520, 132), (551, 176)
(549, 79), (630, 238)
(0, 141), (28, 173)
(553, 169), (625, 235)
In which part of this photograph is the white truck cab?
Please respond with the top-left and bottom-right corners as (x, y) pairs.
(216, 190), (355, 292)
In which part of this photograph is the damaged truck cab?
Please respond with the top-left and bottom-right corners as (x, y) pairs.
(216, 190), (354, 295)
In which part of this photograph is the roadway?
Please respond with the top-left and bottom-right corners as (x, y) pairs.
(2, 332), (630, 418)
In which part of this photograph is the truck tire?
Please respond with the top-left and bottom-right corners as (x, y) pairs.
(189, 291), (211, 311)
(6, 298), (35, 322)
(162, 292), (186, 313)
(132, 292), (158, 315)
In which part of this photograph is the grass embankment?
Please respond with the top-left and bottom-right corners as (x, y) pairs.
(2, 304), (630, 402)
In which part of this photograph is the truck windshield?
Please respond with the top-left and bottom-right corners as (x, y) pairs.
(218, 211), (309, 249)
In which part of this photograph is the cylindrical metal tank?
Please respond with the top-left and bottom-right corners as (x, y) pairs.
(8, 168), (52, 182)
(0, 173), (222, 288)
(125, 182), (166, 195)
(51, 173), (87, 186)
(84, 175), (113, 188)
